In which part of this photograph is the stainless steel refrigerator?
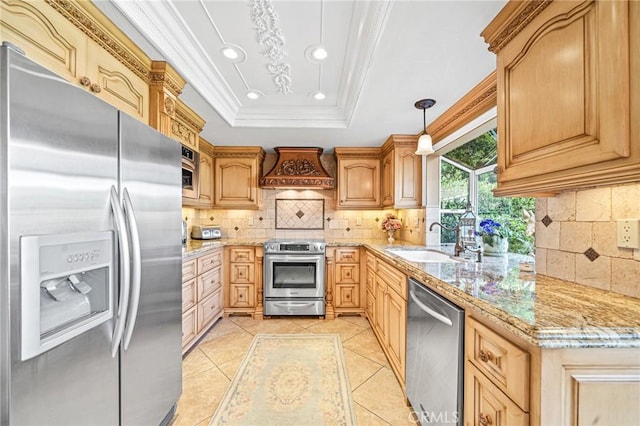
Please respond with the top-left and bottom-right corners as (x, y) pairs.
(0, 43), (182, 425)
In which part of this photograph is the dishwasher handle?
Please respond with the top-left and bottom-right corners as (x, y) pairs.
(409, 289), (453, 326)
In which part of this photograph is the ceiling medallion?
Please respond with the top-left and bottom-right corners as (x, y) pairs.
(250, 0), (292, 94)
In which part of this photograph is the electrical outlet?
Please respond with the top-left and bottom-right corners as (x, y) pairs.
(617, 219), (640, 248)
(356, 217), (362, 226)
(248, 217), (254, 226)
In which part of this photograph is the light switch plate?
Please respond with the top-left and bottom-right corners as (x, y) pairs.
(617, 219), (640, 248)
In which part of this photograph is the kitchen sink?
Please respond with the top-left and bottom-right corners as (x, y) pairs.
(386, 248), (462, 263)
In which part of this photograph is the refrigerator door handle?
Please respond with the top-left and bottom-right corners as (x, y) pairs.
(122, 187), (141, 351)
(110, 185), (131, 357)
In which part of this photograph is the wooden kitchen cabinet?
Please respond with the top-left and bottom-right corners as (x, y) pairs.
(1, 0), (151, 123)
(224, 246), (259, 316)
(331, 247), (365, 315)
(381, 135), (422, 208)
(465, 313), (640, 425)
(483, 0), (639, 196)
(334, 148), (381, 209)
(181, 248), (224, 354)
(366, 250), (407, 387)
(213, 147), (265, 210)
(193, 139), (214, 208)
(465, 362), (529, 426)
(465, 316), (530, 412)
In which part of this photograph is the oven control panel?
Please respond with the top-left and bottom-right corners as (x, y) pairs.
(264, 240), (325, 254)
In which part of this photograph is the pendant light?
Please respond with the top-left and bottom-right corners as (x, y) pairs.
(414, 98), (436, 155)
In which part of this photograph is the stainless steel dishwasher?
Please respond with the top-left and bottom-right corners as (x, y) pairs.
(406, 278), (464, 425)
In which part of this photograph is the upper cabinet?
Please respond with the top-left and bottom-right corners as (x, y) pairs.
(213, 147), (265, 210)
(381, 135), (422, 208)
(1, 0), (151, 123)
(483, 0), (639, 196)
(334, 148), (381, 209)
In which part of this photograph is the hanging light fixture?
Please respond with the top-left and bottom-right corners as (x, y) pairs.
(414, 98), (436, 155)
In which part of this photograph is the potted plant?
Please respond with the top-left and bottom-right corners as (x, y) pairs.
(476, 219), (510, 256)
(381, 213), (402, 244)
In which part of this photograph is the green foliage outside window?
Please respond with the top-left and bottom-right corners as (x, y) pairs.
(440, 129), (535, 255)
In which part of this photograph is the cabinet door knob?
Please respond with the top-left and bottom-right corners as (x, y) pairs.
(479, 349), (494, 362)
(90, 83), (102, 93)
(79, 76), (91, 87)
(479, 413), (492, 425)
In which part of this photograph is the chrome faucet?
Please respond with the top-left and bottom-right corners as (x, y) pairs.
(429, 222), (465, 257)
(429, 221), (483, 262)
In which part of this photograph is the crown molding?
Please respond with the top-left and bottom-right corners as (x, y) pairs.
(111, 0), (239, 123)
(111, 0), (392, 129)
(337, 1), (393, 127)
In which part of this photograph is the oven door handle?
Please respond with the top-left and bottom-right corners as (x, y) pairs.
(266, 255), (325, 262)
(273, 302), (317, 307)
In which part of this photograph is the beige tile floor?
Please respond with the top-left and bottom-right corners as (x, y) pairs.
(172, 316), (416, 426)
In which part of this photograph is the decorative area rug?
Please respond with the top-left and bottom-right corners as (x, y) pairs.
(209, 334), (357, 426)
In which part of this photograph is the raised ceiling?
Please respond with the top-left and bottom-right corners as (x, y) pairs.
(101, 0), (506, 151)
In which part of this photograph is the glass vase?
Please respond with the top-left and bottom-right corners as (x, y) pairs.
(387, 230), (395, 244)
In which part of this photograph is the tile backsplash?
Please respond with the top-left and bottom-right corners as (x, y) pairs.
(183, 188), (425, 244)
(535, 182), (640, 298)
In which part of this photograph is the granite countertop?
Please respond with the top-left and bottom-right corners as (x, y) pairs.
(367, 244), (640, 349)
(181, 238), (640, 349)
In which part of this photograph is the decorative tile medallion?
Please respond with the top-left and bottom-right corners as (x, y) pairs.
(541, 215), (553, 227)
(276, 199), (324, 229)
(584, 247), (600, 262)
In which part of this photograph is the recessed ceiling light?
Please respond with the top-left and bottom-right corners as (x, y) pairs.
(220, 44), (246, 63)
(311, 47), (328, 61)
(222, 47), (238, 60)
(305, 45), (328, 64)
(313, 91), (326, 100)
(246, 90), (262, 100)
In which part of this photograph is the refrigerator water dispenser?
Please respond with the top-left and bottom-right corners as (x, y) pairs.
(20, 231), (114, 360)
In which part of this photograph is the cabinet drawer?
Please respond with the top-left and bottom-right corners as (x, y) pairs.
(182, 278), (196, 312)
(366, 252), (376, 269)
(197, 266), (221, 300)
(466, 317), (530, 410)
(336, 263), (360, 284)
(198, 249), (222, 274)
(228, 247), (255, 263)
(465, 362), (529, 426)
(335, 284), (360, 308)
(182, 307), (197, 348)
(366, 267), (375, 293)
(229, 283), (255, 308)
(229, 263), (255, 284)
(182, 259), (197, 282)
(198, 289), (222, 332)
(335, 247), (360, 263)
(376, 261), (406, 299)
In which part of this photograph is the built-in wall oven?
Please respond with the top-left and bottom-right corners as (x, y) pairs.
(263, 240), (325, 316)
(181, 145), (199, 199)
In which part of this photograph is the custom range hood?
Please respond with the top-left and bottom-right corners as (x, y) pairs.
(260, 147), (335, 189)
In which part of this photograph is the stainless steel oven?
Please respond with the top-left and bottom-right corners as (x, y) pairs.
(181, 145), (199, 199)
(263, 240), (325, 316)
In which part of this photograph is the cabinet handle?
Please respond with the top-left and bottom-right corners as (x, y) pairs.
(479, 349), (494, 362)
(79, 76), (91, 87)
(90, 83), (102, 93)
(479, 413), (492, 425)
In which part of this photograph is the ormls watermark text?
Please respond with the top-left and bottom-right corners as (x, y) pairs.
(409, 410), (460, 424)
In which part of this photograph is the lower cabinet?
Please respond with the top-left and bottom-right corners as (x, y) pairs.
(366, 250), (407, 387)
(181, 247), (223, 354)
(224, 246), (261, 317)
(465, 314), (640, 425)
(465, 362), (529, 426)
(331, 247), (365, 315)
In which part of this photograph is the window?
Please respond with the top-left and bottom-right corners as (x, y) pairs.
(438, 128), (535, 254)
